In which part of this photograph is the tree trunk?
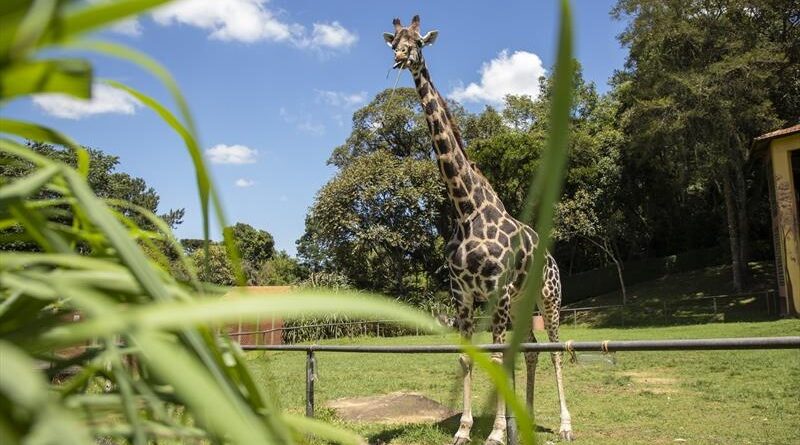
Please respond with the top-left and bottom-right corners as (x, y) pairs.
(607, 241), (628, 305)
(587, 237), (628, 305)
(732, 155), (751, 288)
(612, 256), (627, 305)
(722, 172), (744, 292)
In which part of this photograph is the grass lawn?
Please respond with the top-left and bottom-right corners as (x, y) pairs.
(248, 320), (800, 445)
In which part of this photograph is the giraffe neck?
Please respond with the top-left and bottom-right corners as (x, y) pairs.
(411, 63), (503, 221)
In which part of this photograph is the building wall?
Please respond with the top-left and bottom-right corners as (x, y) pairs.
(224, 286), (290, 345)
(769, 134), (800, 316)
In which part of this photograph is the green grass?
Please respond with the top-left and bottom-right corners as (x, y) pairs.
(249, 320), (800, 445)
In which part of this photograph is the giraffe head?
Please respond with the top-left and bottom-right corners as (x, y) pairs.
(383, 15), (438, 70)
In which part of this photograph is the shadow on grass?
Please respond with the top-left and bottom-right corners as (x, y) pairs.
(574, 295), (780, 329)
(366, 413), (553, 445)
(563, 262), (781, 329)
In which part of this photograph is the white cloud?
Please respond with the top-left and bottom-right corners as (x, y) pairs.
(296, 120), (325, 135)
(153, 0), (295, 43)
(315, 90), (367, 108)
(235, 178), (256, 187)
(206, 144), (258, 164)
(111, 18), (143, 36)
(280, 107), (325, 135)
(33, 83), (140, 119)
(303, 22), (358, 50)
(151, 0), (357, 51)
(450, 50), (546, 105)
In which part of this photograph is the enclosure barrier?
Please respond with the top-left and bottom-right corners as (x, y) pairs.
(243, 336), (800, 445)
(228, 290), (779, 345)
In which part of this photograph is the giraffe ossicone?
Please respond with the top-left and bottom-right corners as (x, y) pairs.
(383, 15), (575, 443)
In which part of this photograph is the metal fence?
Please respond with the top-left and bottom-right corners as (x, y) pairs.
(243, 336), (800, 445)
(560, 289), (778, 327)
(227, 290), (779, 344)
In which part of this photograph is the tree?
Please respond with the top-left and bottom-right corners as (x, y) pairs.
(612, 0), (799, 290)
(328, 88), (469, 168)
(230, 222), (275, 264)
(298, 150), (446, 300)
(185, 223), (277, 285)
(554, 93), (630, 301)
(0, 142), (184, 230)
(190, 244), (236, 286)
(257, 250), (305, 285)
(300, 88), (472, 302)
(466, 64), (636, 278)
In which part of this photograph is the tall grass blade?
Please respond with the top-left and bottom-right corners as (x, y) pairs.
(65, 39), (197, 135)
(39, 0), (171, 46)
(507, 0), (574, 369)
(41, 289), (442, 345)
(103, 79), (245, 283)
(0, 58), (91, 101)
(8, 0), (57, 58)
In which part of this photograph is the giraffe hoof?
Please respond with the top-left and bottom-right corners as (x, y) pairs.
(484, 439), (504, 445)
(452, 437), (471, 445)
(558, 430), (575, 442)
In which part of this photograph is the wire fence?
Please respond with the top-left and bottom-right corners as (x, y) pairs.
(226, 289), (779, 344)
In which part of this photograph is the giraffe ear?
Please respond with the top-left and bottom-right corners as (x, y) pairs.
(383, 32), (394, 46)
(421, 30), (438, 47)
(409, 14), (421, 33)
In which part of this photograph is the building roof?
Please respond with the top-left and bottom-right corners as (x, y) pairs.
(755, 124), (800, 142)
(752, 124), (800, 152)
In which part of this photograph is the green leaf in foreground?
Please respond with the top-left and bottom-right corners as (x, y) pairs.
(507, 0), (575, 367)
(41, 289), (443, 345)
(0, 58), (91, 102)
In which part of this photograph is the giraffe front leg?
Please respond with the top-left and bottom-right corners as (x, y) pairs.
(486, 298), (511, 445)
(545, 316), (573, 441)
(452, 286), (475, 445)
(551, 351), (574, 441)
(453, 352), (474, 445)
(484, 352), (507, 445)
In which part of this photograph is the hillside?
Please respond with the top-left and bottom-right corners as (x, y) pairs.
(563, 262), (778, 327)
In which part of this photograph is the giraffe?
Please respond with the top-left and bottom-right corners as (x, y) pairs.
(383, 16), (574, 443)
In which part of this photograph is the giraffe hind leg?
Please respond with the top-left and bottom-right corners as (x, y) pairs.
(542, 258), (574, 441)
(524, 329), (539, 413)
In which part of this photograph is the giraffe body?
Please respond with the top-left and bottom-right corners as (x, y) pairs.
(384, 16), (574, 443)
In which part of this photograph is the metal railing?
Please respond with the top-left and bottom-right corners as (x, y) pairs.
(243, 335), (800, 445)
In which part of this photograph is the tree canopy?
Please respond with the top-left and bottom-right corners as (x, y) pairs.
(0, 142), (185, 231)
(612, 0), (799, 289)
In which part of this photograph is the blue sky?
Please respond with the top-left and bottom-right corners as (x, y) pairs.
(5, 0), (628, 255)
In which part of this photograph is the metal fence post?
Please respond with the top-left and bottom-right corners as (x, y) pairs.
(306, 349), (315, 417)
(713, 297), (718, 316)
(505, 353), (518, 445)
(765, 290), (771, 315)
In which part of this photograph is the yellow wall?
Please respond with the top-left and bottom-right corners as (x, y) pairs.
(770, 134), (800, 315)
